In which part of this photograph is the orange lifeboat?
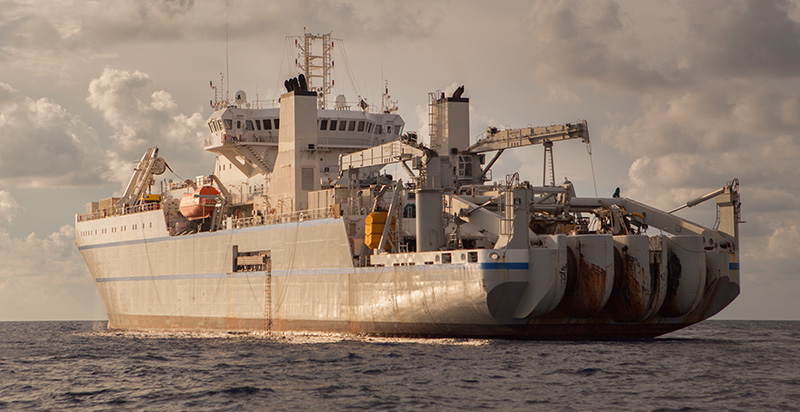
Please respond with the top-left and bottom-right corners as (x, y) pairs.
(179, 186), (220, 220)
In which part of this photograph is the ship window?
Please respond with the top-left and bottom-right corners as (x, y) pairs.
(263, 119), (272, 130)
(301, 168), (314, 191)
(367, 123), (373, 133)
(255, 119), (262, 130)
(208, 122), (214, 133)
(245, 120), (254, 131)
(224, 119), (232, 129)
(348, 121), (356, 131)
(339, 120), (347, 131)
(217, 120), (224, 130)
(395, 125), (402, 135)
(236, 120), (241, 129)
(375, 125), (383, 134)
(387, 126), (392, 134)
(329, 120), (337, 130)
(274, 119), (279, 129)
(320, 119), (328, 130)
(357, 121), (365, 132)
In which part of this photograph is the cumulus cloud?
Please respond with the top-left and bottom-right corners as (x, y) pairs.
(0, 190), (23, 224)
(0, 82), (112, 187)
(0, 225), (103, 320)
(607, 81), (800, 211)
(86, 68), (211, 182)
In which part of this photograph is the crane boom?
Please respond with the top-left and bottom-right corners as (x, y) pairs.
(467, 120), (589, 153)
(116, 147), (166, 209)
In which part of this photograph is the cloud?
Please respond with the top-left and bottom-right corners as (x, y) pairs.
(86, 68), (212, 182)
(0, 190), (23, 224)
(524, 0), (678, 92)
(0, 0), (441, 54)
(607, 81), (800, 207)
(0, 82), (112, 187)
(0, 225), (103, 320)
(684, 0), (800, 78)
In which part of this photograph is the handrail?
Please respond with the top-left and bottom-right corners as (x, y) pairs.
(223, 207), (338, 229)
(76, 202), (162, 222)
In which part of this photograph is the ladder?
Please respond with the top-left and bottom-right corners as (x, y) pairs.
(264, 262), (272, 332)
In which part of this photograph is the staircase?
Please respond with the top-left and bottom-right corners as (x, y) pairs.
(238, 144), (273, 174)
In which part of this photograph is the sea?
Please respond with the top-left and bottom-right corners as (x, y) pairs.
(0, 320), (798, 411)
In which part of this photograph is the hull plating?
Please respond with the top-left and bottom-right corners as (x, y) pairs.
(76, 214), (737, 340)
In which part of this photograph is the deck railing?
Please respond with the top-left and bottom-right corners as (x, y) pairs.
(76, 202), (341, 230)
(76, 202), (162, 223)
(223, 207), (339, 230)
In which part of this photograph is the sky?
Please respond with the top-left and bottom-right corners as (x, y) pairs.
(0, 0), (798, 321)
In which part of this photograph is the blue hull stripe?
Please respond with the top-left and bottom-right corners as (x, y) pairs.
(479, 262), (529, 270)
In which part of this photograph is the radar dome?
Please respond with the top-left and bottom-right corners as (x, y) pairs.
(334, 94), (347, 109)
(235, 90), (247, 104)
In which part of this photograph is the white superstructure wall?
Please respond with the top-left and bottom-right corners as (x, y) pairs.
(272, 90), (320, 212)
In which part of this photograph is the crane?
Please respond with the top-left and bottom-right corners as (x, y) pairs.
(466, 120), (589, 186)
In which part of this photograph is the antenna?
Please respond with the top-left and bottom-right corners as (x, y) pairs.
(295, 31), (334, 108)
(225, 12), (230, 102)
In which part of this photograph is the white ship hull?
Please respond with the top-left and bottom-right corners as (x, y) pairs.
(76, 210), (739, 339)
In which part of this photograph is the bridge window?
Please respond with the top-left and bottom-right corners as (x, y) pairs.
(208, 122), (215, 133)
(274, 119), (280, 129)
(357, 121), (365, 132)
(348, 121), (356, 132)
(329, 120), (337, 130)
(375, 125), (383, 134)
(255, 119), (262, 130)
(224, 119), (232, 129)
(320, 119), (328, 130)
(367, 122), (373, 133)
(263, 119), (272, 130)
(245, 120), (254, 131)
(339, 120), (347, 131)
(387, 126), (392, 134)
(236, 120), (241, 129)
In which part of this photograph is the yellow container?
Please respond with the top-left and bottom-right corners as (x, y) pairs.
(364, 211), (394, 249)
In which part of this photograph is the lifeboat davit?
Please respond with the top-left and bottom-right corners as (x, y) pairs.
(179, 186), (220, 220)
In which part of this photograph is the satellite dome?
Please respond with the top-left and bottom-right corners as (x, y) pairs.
(334, 94), (347, 109)
(235, 90), (247, 104)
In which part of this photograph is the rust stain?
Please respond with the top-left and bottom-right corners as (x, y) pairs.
(607, 251), (650, 322)
(558, 253), (608, 318)
(660, 251), (683, 316)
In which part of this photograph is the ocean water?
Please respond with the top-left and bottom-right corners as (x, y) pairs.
(0, 321), (798, 411)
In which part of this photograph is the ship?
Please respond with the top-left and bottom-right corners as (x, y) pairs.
(74, 32), (742, 340)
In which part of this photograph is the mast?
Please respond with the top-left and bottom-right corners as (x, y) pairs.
(295, 31), (334, 108)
